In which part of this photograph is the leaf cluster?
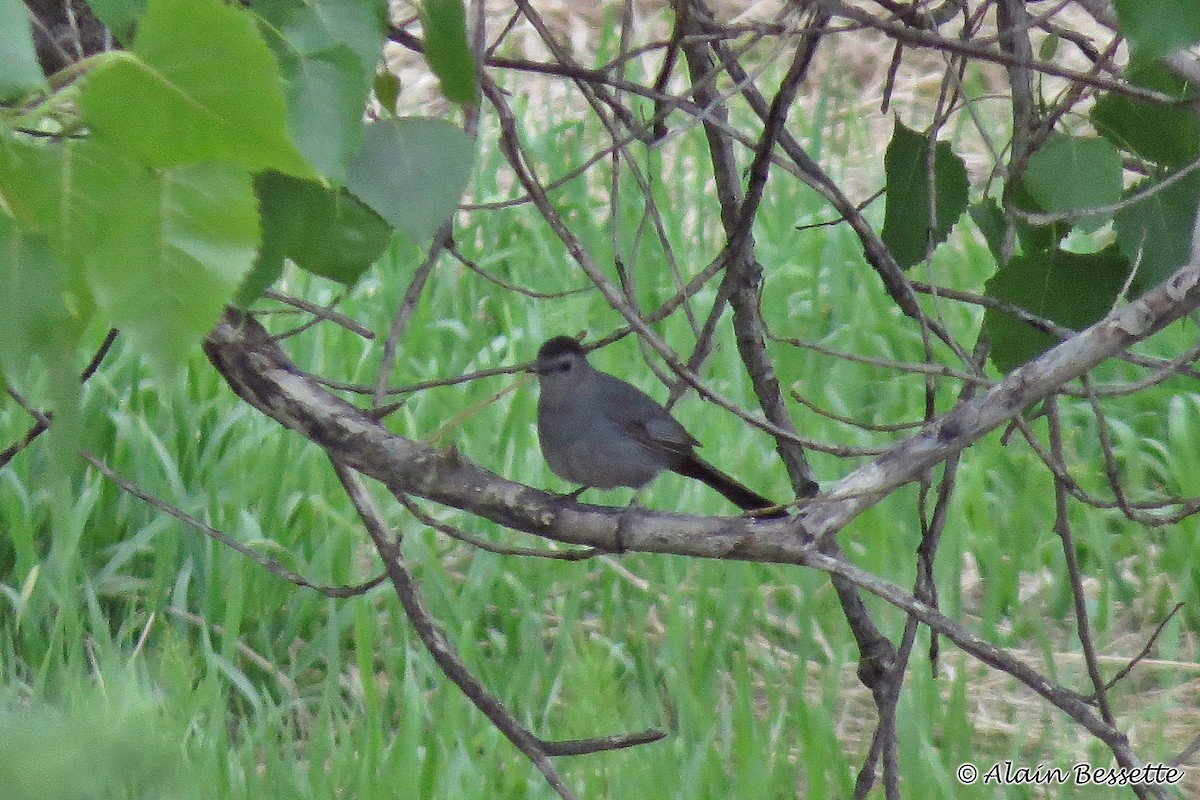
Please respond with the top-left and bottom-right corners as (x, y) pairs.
(879, 6), (1200, 372)
(0, 0), (474, 392)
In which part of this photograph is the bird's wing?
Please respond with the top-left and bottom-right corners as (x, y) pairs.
(595, 373), (700, 456)
(615, 415), (691, 456)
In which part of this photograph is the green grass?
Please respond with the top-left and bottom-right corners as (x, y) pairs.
(4, 45), (1200, 800)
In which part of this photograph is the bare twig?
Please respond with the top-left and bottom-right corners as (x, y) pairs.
(332, 459), (664, 800)
(83, 452), (386, 599)
(0, 328), (118, 469)
(264, 291), (374, 339)
(397, 491), (597, 561)
(1046, 398), (1115, 723)
(373, 227), (449, 409)
(1092, 602), (1185, 700)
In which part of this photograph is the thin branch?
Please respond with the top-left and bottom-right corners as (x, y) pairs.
(1010, 412), (1200, 521)
(397, 491), (597, 561)
(1080, 375), (1138, 523)
(263, 291), (374, 339)
(0, 328), (119, 470)
(818, 0), (1173, 104)
(1046, 398), (1117, 725)
(705, 31), (966, 363)
(789, 389), (924, 433)
(445, 238), (592, 299)
(83, 452), (386, 599)
(772, 332), (991, 386)
(1092, 602), (1185, 699)
(331, 459), (579, 800)
(332, 459), (665, 800)
(373, 227), (448, 409)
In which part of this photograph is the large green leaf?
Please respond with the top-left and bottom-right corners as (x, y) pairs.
(0, 134), (64, 230)
(1091, 63), (1200, 170)
(0, 133), (260, 371)
(1114, 0), (1200, 60)
(0, 214), (81, 370)
(420, 0), (477, 105)
(78, 0), (311, 176)
(345, 117), (474, 243)
(0, 134), (94, 308)
(982, 246), (1131, 372)
(0, 213), (86, 469)
(81, 157), (260, 371)
(0, 0), (45, 99)
(238, 172), (394, 305)
(882, 120), (968, 268)
(253, 0), (384, 73)
(1022, 134), (1122, 233)
(1114, 170), (1200, 294)
(250, 0), (387, 181)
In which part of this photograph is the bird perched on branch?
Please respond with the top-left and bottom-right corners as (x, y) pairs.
(532, 336), (788, 518)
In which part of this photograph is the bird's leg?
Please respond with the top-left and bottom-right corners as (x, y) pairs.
(550, 485), (589, 503)
(614, 488), (646, 554)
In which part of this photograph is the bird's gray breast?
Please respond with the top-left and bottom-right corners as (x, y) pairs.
(538, 377), (677, 489)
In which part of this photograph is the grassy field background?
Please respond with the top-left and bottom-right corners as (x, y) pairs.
(3, 5), (1200, 798)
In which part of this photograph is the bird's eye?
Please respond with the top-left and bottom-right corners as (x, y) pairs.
(556, 360), (572, 373)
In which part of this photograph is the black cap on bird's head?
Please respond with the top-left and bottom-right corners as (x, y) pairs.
(532, 336), (587, 377)
(536, 336), (584, 361)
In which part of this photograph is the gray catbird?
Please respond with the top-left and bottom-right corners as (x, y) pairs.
(532, 336), (787, 517)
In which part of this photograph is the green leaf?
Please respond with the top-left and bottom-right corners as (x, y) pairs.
(1022, 134), (1122, 233)
(78, 0), (312, 176)
(374, 71), (401, 114)
(269, 44), (366, 182)
(82, 159), (260, 371)
(0, 134), (94, 309)
(345, 117), (474, 243)
(1114, 169), (1200, 294)
(238, 172), (393, 305)
(1114, 0), (1200, 61)
(0, 214), (86, 468)
(968, 199), (1008, 265)
(250, 0), (387, 181)
(420, 0), (477, 105)
(0, 134), (259, 370)
(253, 0), (384, 74)
(0, 215), (81, 369)
(0, 134), (65, 230)
(1091, 64), (1200, 169)
(982, 246), (1131, 372)
(1008, 179), (1067, 254)
(0, 0), (46, 99)
(86, 0), (146, 45)
(1037, 31), (1060, 62)
(882, 120), (969, 268)
(236, 256), (284, 311)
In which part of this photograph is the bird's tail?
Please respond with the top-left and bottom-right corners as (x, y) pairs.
(673, 456), (789, 518)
